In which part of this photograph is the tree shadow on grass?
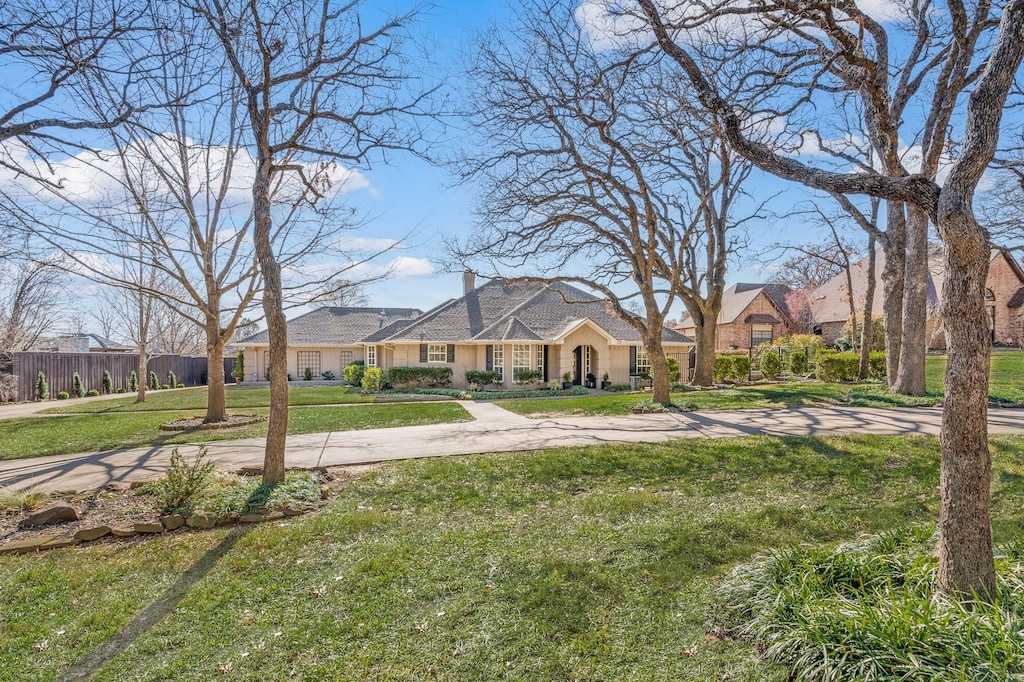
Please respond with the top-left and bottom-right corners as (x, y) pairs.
(55, 525), (251, 681)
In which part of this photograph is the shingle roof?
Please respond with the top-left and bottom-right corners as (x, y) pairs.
(679, 283), (792, 327)
(241, 307), (421, 345)
(374, 280), (691, 345)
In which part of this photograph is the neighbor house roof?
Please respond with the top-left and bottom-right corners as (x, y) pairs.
(678, 283), (793, 328)
(369, 280), (692, 345)
(49, 334), (133, 353)
(807, 247), (1024, 324)
(241, 307), (422, 345)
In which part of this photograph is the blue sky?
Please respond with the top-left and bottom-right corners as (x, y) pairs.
(348, 0), (811, 318)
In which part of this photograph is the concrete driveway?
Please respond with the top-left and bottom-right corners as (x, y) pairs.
(3, 400), (1024, 492)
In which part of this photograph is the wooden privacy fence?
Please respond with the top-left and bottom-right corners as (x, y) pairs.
(10, 352), (234, 402)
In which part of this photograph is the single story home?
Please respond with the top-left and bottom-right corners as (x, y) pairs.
(239, 307), (422, 380)
(674, 283), (794, 351)
(240, 275), (693, 388)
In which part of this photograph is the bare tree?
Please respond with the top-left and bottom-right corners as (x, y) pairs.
(0, 258), (64, 369)
(635, 0), (1024, 598)
(193, 0), (435, 483)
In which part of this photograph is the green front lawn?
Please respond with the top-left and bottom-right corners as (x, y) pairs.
(500, 352), (1024, 418)
(39, 385), (415, 414)
(3, 435), (1023, 680)
(0, 403), (472, 460)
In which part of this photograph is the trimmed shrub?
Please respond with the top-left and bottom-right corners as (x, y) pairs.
(815, 351), (859, 382)
(231, 351), (244, 381)
(72, 372), (85, 398)
(303, 366), (313, 381)
(789, 350), (809, 375)
(714, 354), (751, 382)
(161, 384), (171, 390)
(361, 366), (383, 392)
(384, 385), (590, 400)
(56, 391), (69, 400)
(148, 371), (159, 391)
(86, 389), (100, 397)
(129, 370), (138, 392)
(116, 387), (126, 393)
(512, 368), (543, 386)
(322, 370), (335, 381)
(869, 351), (887, 380)
(666, 356), (681, 383)
(387, 366), (453, 388)
(759, 349), (783, 379)
(167, 370), (177, 388)
(102, 370), (113, 395)
(343, 362), (366, 387)
(465, 370), (501, 389)
(35, 371), (48, 400)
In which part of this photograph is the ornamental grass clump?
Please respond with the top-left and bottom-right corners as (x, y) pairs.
(716, 525), (1024, 681)
(148, 446), (215, 515)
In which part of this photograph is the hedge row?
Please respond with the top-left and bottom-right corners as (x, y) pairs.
(383, 386), (591, 400)
(386, 366), (453, 388)
(714, 354), (751, 382)
(815, 351), (886, 382)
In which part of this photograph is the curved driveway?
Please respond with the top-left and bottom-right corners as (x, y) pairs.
(3, 401), (1024, 492)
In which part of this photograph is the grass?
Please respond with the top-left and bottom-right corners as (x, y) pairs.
(39, 385), (414, 414)
(499, 352), (1024, 418)
(0, 403), (472, 461)
(2, 434), (1023, 680)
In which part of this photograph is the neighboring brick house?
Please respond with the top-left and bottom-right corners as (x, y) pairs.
(241, 275), (693, 389)
(808, 246), (1024, 348)
(675, 283), (793, 351)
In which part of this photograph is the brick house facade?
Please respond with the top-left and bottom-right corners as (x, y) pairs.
(675, 283), (793, 351)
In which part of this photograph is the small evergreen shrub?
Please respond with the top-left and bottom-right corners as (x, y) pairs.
(665, 356), (681, 383)
(147, 446), (215, 515)
(815, 351), (859, 382)
(512, 368), (543, 386)
(304, 366), (313, 381)
(361, 366), (383, 392)
(231, 351), (244, 381)
(86, 389), (100, 397)
(869, 351), (887, 380)
(465, 370), (501, 389)
(167, 370), (177, 388)
(116, 387), (126, 393)
(129, 370), (138, 392)
(322, 370), (335, 381)
(72, 372), (85, 398)
(789, 350), (809, 375)
(387, 366), (453, 388)
(343, 362), (366, 387)
(35, 371), (48, 400)
(102, 370), (113, 394)
(56, 391), (69, 400)
(714, 354), (750, 382)
(759, 350), (783, 379)
(148, 371), (159, 391)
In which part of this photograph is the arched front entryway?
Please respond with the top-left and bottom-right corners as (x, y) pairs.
(571, 344), (598, 387)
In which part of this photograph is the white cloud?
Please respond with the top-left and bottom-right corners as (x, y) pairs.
(386, 256), (434, 279)
(332, 235), (402, 254)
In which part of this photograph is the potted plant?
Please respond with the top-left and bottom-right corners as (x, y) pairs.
(601, 372), (611, 390)
(231, 351), (245, 384)
(562, 371), (573, 390)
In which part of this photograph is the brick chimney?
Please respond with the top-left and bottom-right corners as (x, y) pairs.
(463, 271), (476, 296)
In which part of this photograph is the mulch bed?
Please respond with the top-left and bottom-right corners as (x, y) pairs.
(159, 414), (265, 431)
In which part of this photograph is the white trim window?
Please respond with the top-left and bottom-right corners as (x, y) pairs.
(366, 345), (377, 367)
(492, 344), (504, 382)
(635, 347), (651, 375)
(512, 343), (531, 381)
(427, 343), (448, 363)
(535, 344), (545, 372)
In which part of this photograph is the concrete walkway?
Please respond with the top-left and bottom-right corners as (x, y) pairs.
(4, 401), (1024, 492)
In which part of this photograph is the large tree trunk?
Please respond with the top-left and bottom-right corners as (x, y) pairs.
(646, 335), (671, 404)
(893, 206), (929, 395)
(858, 237), (877, 379)
(253, 165), (288, 485)
(205, 327), (227, 423)
(937, 219), (995, 598)
(881, 201), (906, 387)
(690, 309), (717, 387)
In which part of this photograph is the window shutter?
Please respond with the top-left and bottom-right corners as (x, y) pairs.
(485, 345), (493, 371)
(447, 344), (455, 363)
(630, 346), (637, 374)
(419, 344), (428, 363)
(543, 345), (550, 382)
